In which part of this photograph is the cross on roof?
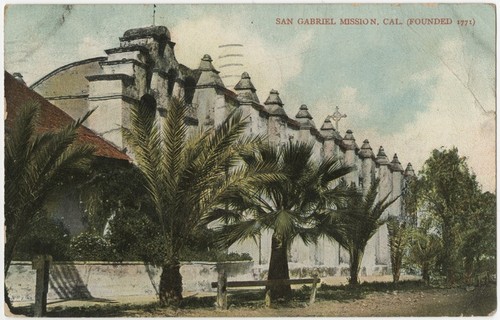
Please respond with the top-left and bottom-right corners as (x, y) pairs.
(330, 106), (347, 131)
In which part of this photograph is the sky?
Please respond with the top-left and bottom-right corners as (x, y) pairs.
(4, 3), (496, 192)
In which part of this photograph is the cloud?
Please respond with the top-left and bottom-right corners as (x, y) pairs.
(78, 36), (109, 58)
(308, 86), (376, 141)
(380, 39), (496, 191)
(336, 86), (371, 119)
(170, 15), (314, 102)
(307, 38), (495, 192)
(6, 8), (493, 192)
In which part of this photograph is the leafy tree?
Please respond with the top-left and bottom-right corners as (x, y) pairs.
(4, 102), (94, 308)
(105, 204), (165, 263)
(387, 216), (409, 283)
(107, 207), (254, 263)
(13, 215), (71, 261)
(213, 142), (352, 299)
(77, 160), (147, 235)
(321, 180), (398, 285)
(402, 172), (419, 227)
(405, 223), (442, 284)
(417, 147), (482, 284)
(458, 191), (496, 284)
(78, 161), (252, 263)
(71, 157), (168, 263)
(122, 96), (276, 306)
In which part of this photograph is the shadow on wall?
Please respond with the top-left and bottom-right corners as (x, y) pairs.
(145, 264), (160, 295)
(50, 263), (92, 300)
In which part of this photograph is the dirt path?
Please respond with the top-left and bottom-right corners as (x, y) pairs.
(118, 286), (496, 317)
(12, 277), (495, 317)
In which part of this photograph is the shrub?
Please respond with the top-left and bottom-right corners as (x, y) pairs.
(13, 216), (71, 261)
(69, 232), (111, 261)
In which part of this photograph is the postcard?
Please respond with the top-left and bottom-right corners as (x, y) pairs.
(3, 3), (496, 317)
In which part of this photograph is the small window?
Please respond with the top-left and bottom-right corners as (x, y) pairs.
(167, 69), (177, 96)
(184, 76), (196, 104)
(140, 94), (157, 120)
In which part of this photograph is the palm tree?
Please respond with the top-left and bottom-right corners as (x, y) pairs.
(213, 142), (352, 299)
(5, 102), (95, 308)
(320, 179), (398, 285)
(122, 96), (278, 306)
(406, 227), (442, 284)
(387, 216), (409, 283)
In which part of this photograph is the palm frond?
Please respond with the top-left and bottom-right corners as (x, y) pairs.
(213, 219), (261, 249)
(5, 102), (95, 270)
(122, 97), (166, 220)
(273, 210), (295, 239)
(5, 102), (40, 208)
(320, 177), (400, 256)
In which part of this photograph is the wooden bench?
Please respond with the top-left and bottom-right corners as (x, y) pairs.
(211, 271), (320, 309)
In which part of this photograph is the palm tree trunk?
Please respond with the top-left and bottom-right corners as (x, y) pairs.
(393, 267), (401, 283)
(391, 250), (402, 283)
(267, 233), (291, 300)
(422, 262), (430, 285)
(158, 259), (183, 306)
(349, 248), (363, 285)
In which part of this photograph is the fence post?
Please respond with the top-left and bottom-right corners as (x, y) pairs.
(264, 288), (272, 308)
(216, 269), (228, 310)
(309, 274), (319, 305)
(32, 255), (52, 317)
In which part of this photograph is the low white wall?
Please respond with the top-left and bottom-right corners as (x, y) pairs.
(6, 261), (254, 303)
(6, 260), (391, 303)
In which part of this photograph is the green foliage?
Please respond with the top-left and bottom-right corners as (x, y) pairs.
(106, 206), (166, 264)
(212, 141), (352, 295)
(4, 101), (94, 275)
(179, 227), (252, 261)
(404, 222), (442, 284)
(123, 96), (276, 304)
(318, 279), (426, 300)
(73, 157), (171, 264)
(207, 141), (353, 301)
(180, 248), (252, 262)
(320, 179), (399, 285)
(123, 96), (267, 258)
(418, 148), (479, 221)
(333, 180), (396, 250)
(387, 216), (409, 282)
(413, 147), (494, 284)
(402, 176), (419, 226)
(13, 215), (71, 261)
(69, 232), (111, 261)
(213, 141), (352, 249)
(458, 191), (496, 282)
(106, 209), (253, 263)
(77, 160), (148, 235)
(75, 158), (253, 264)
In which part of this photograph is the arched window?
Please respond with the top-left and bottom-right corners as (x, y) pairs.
(183, 76), (196, 104)
(167, 69), (177, 96)
(139, 94), (157, 121)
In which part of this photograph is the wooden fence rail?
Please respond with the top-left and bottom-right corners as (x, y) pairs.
(211, 271), (320, 309)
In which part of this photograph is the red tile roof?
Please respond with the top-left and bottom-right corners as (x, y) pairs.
(4, 71), (130, 161)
